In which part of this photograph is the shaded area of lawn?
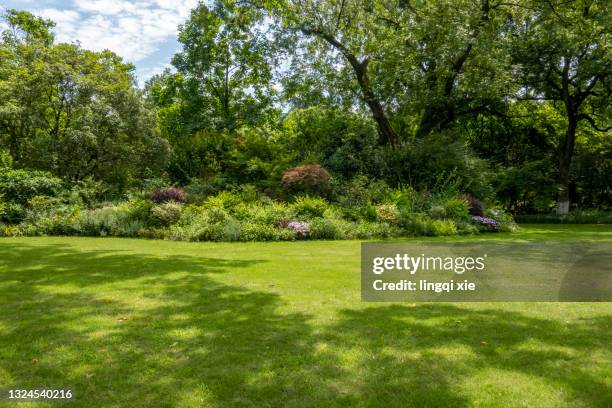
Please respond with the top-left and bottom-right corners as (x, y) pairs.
(0, 234), (610, 407)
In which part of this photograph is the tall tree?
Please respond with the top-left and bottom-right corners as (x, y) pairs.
(0, 9), (169, 188)
(168, 0), (277, 132)
(267, 0), (515, 145)
(512, 0), (611, 213)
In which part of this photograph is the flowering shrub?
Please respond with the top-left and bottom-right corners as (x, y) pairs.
(471, 216), (500, 231)
(287, 221), (310, 238)
(151, 187), (186, 204)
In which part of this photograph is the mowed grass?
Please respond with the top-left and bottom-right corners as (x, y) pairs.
(0, 225), (610, 407)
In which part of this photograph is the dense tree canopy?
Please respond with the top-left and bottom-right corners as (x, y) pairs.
(0, 9), (169, 190)
(1, 1), (610, 213)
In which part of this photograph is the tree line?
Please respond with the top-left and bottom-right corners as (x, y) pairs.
(1, 1), (610, 214)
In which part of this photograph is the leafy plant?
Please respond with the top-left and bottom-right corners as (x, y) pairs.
(151, 187), (186, 204)
(281, 164), (331, 196)
(291, 196), (329, 219)
(151, 201), (182, 226)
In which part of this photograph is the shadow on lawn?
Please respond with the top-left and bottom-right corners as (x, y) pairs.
(0, 242), (609, 407)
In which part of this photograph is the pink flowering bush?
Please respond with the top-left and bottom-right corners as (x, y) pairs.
(287, 221), (310, 238)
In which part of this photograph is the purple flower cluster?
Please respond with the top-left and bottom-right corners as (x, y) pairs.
(471, 216), (500, 231)
(287, 221), (310, 237)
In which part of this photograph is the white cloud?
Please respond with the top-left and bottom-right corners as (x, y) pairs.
(136, 62), (174, 86)
(32, 0), (200, 62)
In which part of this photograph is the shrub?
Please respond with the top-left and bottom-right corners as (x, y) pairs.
(151, 187), (186, 204)
(0, 202), (26, 224)
(376, 204), (400, 225)
(22, 199), (80, 236)
(281, 164), (331, 196)
(431, 219), (458, 236)
(69, 178), (109, 206)
(75, 205), (130, 236)
(222, 217), (242, 241)
(183, 177), (226, 204)
(354, 221), (391, 239)
(291, 196), (329, 219)
(309, 218), (339, 239)
(428, 206), (446, 220)
(241, 223), (295, 241)
(514, 210), (612, 224)
(385, 186), (421, 212)
(127, 199), (154, 224)
(151, 201), (182, 226)
(462, 194), (485, 216)
(204, 191), (243, 210)
(0, 168), (63, 204)
(236, 184), (260, 203)
(138, 227), (169, 240)
(287, 221), (310, 238)
(318, 219), (356, 239)
(444, 198), (470, 220)
(234, 202), (293, 226)
(400, 212), (436, 236)
(455, 220), (479, 235)
(333, 175), (392, 208)
(485, 208), (517, 232)
(471, 216), (500, 232)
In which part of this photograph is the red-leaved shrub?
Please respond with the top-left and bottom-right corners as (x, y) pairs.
(151, 187), (186, 204)
(281, 164), (331, 196)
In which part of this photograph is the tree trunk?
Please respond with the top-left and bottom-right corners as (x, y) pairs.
(351, 59), (398, 146)
(415, 105), (453, 139)
(557, 116), (577, 215)
(301, 28), (398, 147)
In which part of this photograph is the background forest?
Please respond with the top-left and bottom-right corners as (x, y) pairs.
(0, 0), (610, 241)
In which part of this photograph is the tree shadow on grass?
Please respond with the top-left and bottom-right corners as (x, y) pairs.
(0, 241), (610, 407)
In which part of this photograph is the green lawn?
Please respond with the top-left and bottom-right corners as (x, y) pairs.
(0, 225), (610, 407)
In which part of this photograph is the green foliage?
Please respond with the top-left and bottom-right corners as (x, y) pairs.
(309, 218), (340, 240)
(385, 134), (493, 199)
(151, 202), (183, 227)
(0, 168), (62, 204)
(333, 175), (392, 220)
(375, 204), (400, 225)
(515, 210), (612, 225)
(428, 206), (447, 220)
(2, 1), (608, 235)
(234, 202), (292, 226)
(0, 202), (26, 224)
(241, 223), (296, 242)
(75, 206), (129, 237)
(204, 191), (243, 211)
(291, 196), (328, 219)
(492, 161), (557, 213)
(399, 213), (436, 236)
(0, 11), (169, 188)
(354, 222), (391, 239)
(280, 107), (383, 178)
(431, 219), (458, 236)
(444, 199), (470, 220)
(485, 208), (518, 232)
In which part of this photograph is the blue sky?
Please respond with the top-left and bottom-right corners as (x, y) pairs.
(0, 0), (200, 85)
